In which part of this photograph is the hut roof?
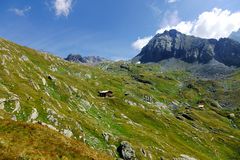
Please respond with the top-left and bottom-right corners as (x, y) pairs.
(98, 90), (112, 94)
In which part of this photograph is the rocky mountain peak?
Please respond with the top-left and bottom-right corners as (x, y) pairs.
(65, 54), (86, 63)
(65, 54), (108, 64)
(163, 29), (180, 36)
(133, 30), (240, 67)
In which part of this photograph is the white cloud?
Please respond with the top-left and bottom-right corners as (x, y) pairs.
(54, 0), (72, 17)
(191, 8), (240, 39)
(132, 8), (240, 50)
(161, 10), (180, 26)
(132, 36), (153, 51)
(158, 8), (240, 39)
(156, 21), (193, 35)
(149, 3), (162, 17)
(167, 0), (177, 3)
(9, 6), (31, 16)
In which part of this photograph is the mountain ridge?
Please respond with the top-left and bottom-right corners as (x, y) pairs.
(65, 54), (109, 64)
(133, 29), (240, 67)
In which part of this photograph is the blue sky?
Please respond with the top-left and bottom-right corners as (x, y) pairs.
(0, 0), (240, 60)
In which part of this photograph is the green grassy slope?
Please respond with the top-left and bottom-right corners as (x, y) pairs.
(0, 120), (112, 160)
(0, 37), (239, 159)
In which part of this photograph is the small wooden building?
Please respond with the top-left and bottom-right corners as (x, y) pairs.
(98, 90), (113, 97)
(197, 100), (205, 110)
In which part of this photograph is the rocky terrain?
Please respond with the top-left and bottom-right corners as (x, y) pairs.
(0, 37), (239, 159)
(133, 29), (240, 67)
(65, 54), (108, 64)
(155, 58), (236, 80)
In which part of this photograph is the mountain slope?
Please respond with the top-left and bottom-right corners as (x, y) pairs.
(158, 58), (236, 79)
(0, 120), (111, 160)
(133, 29), (240, 67)
(0, 37), (240, 159)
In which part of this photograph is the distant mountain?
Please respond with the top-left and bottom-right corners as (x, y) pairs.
(133, 29), (240, 67)
(65, 54), (108, 64)
(229, 29), (240, 42)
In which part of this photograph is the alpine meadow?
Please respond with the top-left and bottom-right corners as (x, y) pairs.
(0, 0), (240, 160)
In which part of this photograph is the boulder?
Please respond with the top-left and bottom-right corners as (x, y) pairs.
(102, 132), (111, 142)
(143, 95), (153, 103)
(11, 115), (17, 121)
(228, 113), (235, 119)
(125, 99), (137, 106)
(28, 108), (39, 122)
(173, 154), (197, 160)
(41, 77), (47, 86)
(47, 75), (56, 81)
(20, 55), (29, 61)
(0, 98), (6, 110)
(61, 129), (73, 138)
(117, 141), (136, 160)
(49, 65), (58, 72)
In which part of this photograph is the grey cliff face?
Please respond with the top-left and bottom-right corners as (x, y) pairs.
(215, 38), (240, 67)
(65, 54), (108, 64)
(65, 54), (87, 63)
(133, 29), (240, 67)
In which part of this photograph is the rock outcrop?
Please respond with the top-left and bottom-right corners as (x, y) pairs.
(117, 141), (136, 160)
(173, 154), (197, 160)
(214, 38), (240, 67)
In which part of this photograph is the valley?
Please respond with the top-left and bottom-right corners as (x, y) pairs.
(0, 37), (239, 159)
